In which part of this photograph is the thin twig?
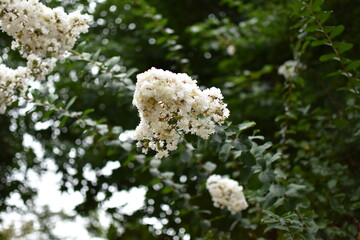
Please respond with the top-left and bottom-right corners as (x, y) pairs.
(302, 1), (359, 96)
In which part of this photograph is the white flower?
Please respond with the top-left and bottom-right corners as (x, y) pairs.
(26, 54), (56, 80)
(226, 45), (236, 56)
(0, 0), (91, 59)
(133, 67), (230, 159)
(278, 60), (305, 79)
(0, 64), (30, 114)
(0, 0), (91, 114)
(206, 174), (248, 215)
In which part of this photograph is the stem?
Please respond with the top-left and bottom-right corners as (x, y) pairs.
(294, 208), (308, 234)
(23, 95), (79, 117)
(302, 1), (359, 96)
(284, 194), (308, 236)
(70, 50), (112, 75)
(284, 220), (297, 240)
(22, 95), (109, 135)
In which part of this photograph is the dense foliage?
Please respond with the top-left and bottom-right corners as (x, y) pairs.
(0, 0), (359, 239)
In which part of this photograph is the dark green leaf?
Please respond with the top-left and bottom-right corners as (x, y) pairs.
(240, 151), (256, 166)
(347, 60), (360, 70)
(317, 11), (332, 24)
(264, 223), (288, 233)
(41, 109), (55, 120)
(270, 184), (285, 197)
(312, 0), (324, 10)
(237, 121), (256, 133)
(104, 56), (121, 69)
(259, 169), (275, 184)
(59, 116), (69, 128)
(92, 49), (101, 60)
(319, 53), (337, 62)
(330, 25), (345, 39)
(311, 39), (327, 47)
(65, 96), (77, 110)
(334, 42), (353, 53)
(219, 143), (232, 161)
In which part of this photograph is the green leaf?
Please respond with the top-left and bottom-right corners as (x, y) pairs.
(330, 25), (345, 39)
(55, 102), (65, 108)
(286, 184), (306, 197)
(180, 148), (192, 162)
(240, 151), (256, 166)
(312, 0), (324, 10)
(161, 186), (174, 194)
(105, 56), (121, 69)
(264, 223), (288, 233)
(82, 108), (94, 117)
(239, 166), (253, 183)
(259, 169), (275, 184)
(230, 220), (240, 231)
(305, 25), (319, 33)
(311, 39), (327, 47)
(270, 184), (285, 197)
(334, 42), (353, 53)
(99, 73), (112, 82)
(327, 179), (337, 189)
(351, 201), (360, 210)
(261, 192), (277, 208)
(76, 41), (87, 52)
(233, 135), (252, 151)
(247, 173), (262, 189)
(317, 11), (332, 24)
(347, 60), (360, 70)
(59, 116), (69, 128)
(126, 68), (138, 77)
(65, 96), (77, 110)
(92, 49), (101, 60)
(327, 70), (342, 77)
(41, 109), (55, 120)
(319, 53), (337, 62)
(219, 143), (232, 161)
(200, 220), (211, 231)
(237, 121), (256, 133)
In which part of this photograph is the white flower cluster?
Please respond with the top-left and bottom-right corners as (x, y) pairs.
(0, 0), (91, 58)
(0, 0), (90, 113)
(0, 55), (57, 113)
(26, 54), (57, 81)
(133, 67), (230, 159)
(206, 174), (248, 215)
(0, 64), (29, 114)
(278, 60), (305, 79)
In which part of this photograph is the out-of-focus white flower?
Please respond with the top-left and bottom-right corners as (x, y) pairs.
(206, 174), (248, 215)
(278, 60), (305, 79)
(133, 67), (230, 159)
(0, 0), (91, 59)
(226, 45), (236, 56)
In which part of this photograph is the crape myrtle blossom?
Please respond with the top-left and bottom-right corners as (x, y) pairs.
(133, 67), (230, 159)
(26, 54), (57, 81)
(0, 0), (91, 59)
(0, 55), (56, 114)
(0, 64), (29, 114)
(0, 0), (90, 114)
(206, 174), (248, 215)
